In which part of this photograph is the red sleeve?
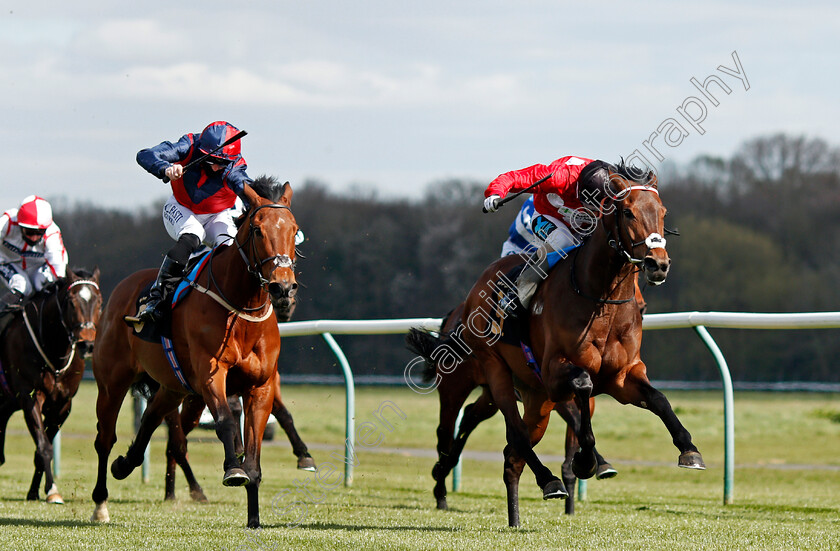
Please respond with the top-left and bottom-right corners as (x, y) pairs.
(485, 163), (554, 199)
(485, 157), (587, 199)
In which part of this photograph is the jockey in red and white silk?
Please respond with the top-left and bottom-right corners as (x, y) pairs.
(483, 156), (614, 311)
(0, 195), (68, 300)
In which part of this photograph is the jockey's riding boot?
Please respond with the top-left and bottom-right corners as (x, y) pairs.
(136, 256), (185, 324)
(0, 289), (24, 335)
(515, 244), (552, 310)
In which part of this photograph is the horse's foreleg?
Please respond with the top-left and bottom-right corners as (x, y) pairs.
(39, 403), (72, 504)
(554, 401), (580, 515)
(111, 387), (183, 481)
(620, 366), (705, 469)
(241, 379), (274, 529)
(502, 444), (527, 527)
(568, 367), (598, 480)
(273, 375), (315, 471)
(18, 392), (51, 502)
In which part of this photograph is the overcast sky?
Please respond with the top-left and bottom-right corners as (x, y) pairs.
(2, 1), (838, 210)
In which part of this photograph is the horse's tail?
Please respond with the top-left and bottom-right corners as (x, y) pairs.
(405, 327), (444, 384)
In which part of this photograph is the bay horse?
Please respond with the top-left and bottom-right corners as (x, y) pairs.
(162, 295), (316, 503)
(408, 299), (624, 517)
(0, 267), (102, 504)
(410, 166), (704, 526)
(91, 180), (298, 528)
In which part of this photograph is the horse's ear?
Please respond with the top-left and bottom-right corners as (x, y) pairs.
(93, 266), (101, 282)
(647, 171), (659, 189)
(66, 269), (79, 283)
(242, 183), (262, 209)
(280, 181), (293, 207)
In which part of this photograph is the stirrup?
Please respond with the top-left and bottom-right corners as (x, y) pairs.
(499, 293), (519, 315)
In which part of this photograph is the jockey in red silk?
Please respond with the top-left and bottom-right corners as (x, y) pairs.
(0, 195), (68, 315)
(132, 121), (252, 325)
(484, 156), (616, 311)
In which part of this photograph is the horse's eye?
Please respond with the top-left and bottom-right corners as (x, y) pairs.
(622, 209), (635, 219)
(254, 227), (263, 238)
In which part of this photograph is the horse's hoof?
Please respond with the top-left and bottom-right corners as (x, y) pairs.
(572, 451), (598, 480)
(111, 456), (134, 480)
(46, 491), (64, 505)
(91, 502), (110, 523)
(678, 451), (706, 470)
(436, 497), (448, 510)
(190, 489), (209, 503)
(297, 456), (317, 472)
(223, 467), (250, 487)
(542, 478), (568, 500)
(596, 463), (618, 480)
(164, 494), (176, 502)
(26, 493), (39, 502)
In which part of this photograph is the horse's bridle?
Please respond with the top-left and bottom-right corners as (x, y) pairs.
(25, 278), (100, 376)
(608, 186), (667, 265)
(204, 203), (296, 316)
(570, 185), (665, 305)
(237, 204), (296, 288)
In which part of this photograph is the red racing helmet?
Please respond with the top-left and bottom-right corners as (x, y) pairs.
(197, 121), (243, 164)
(17, 195), (53, 230)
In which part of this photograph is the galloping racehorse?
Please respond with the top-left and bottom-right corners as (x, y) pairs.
(91, 180), (298, 528)
(410, 166), (704, 526)
(407, 302), (617, 517)
(0, 268), (102, 504)
(161, 295), (315, 503)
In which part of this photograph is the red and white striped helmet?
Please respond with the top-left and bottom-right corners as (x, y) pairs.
(17, 195), (53, 230)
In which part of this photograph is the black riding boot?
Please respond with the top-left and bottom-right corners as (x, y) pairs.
(0, 289), (24, 336)
(136, 256), (185, 324)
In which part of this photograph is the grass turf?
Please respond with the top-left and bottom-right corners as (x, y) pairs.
(0, 382), (838, 550)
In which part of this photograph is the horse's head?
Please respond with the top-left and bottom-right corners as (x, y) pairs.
(238, 179), (299, 310)
(604, 167), (670, 285)
(61, 267), (102, 358)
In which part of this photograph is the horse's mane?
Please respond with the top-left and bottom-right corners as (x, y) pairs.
(235, 175), (288, 229)
(612, 158), (657, 186)
(250, 174), (287, 202)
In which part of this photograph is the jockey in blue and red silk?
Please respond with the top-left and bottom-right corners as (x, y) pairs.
(484, 156), (616, 310)
(132, 121), (253, 324)
(0, 195), (68, 311)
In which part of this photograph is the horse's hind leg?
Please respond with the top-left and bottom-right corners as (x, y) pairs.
(0, 399), (18, 466)
(111, 387), (183, 481)
(482, 354), (565, 502)
(617, 366), (705, 469)
(434, 386), (498, 510)
(91, 374), (133, 522)
(164, 396), (208, 503)
(273, 374), (316, 471)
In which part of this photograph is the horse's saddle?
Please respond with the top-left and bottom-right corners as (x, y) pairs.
(125, 251), (212, 343)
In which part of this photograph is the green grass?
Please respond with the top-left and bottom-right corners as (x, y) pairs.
(1, 382), (839, 550)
